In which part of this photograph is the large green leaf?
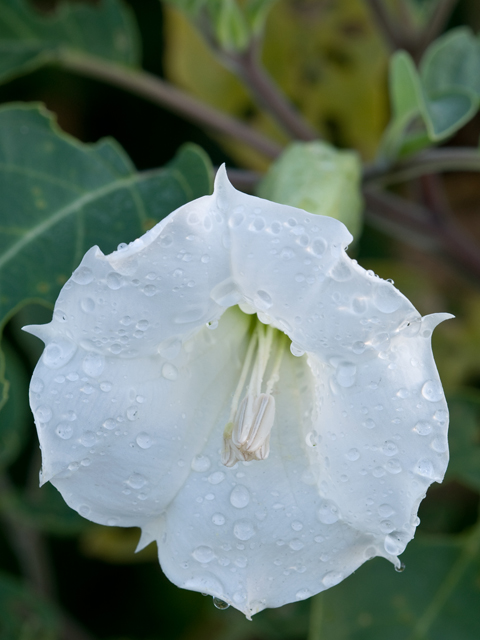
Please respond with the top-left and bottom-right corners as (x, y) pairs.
(0, 103), (213, 328)
(0, 571), (59, 640)
(0, 0), (140, 84)
(311, 525), (480, 640)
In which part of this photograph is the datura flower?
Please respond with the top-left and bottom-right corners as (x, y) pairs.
(27, 167), (450, 618)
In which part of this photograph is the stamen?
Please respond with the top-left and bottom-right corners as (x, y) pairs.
(222, 320), (286, 467)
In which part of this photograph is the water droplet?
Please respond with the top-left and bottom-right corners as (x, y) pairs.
(291, 520), (303, 531)
(82, 353), (105, 378)
(174, 307), (206, 324)
(329, 261), (352, 282)
(421, 380), (443, 402)
(317, 501), (339, 524)
(310, 238), (326, 257)
(413, 420), (432, 436)
(395, 561), (406, 573)
(213, 597), (230, 610)
(35, 405), (52, 423)
(346, 448), (360, 461)
(230, 485), (250, 509)
(290, 342), (305, 357)
(126, 406), (139, 421)
(144, 284), (157, 296)
(43, 340), (76, 369)
(79, 504), (91, 517)
(254, 290), (272, 311)
(56, 423), (73, 439)
(136, 433), (152, 449)
(295, 588), (312, 600)
(385, 459), (402, 474)
(322, 571), (343, 588)
(106, 272), (123, 290)
(192, 545), (215, 563)
(382, 441), (398, 457)
(362, 419), (376, 429)
(210, 278), (242, 307)
(336, 362), (356, 388)
(212, 513), (225, 526)
(289, 539), (304, 550)
(127, 473), (147, 489)
(415, 458), (435, 479)
(162, 363), (178, 381)
(373, 282), (402, 313)
(191, 455), (211, 472)
(434, 409), (447, 423)
(384, 532), (407, 556)
(79, 431), (97, 447)
(207, 320), (218, 330)
(233, 519), (255, 540)
(378, 504), (395, 518)
(396, 388), (410, 398)
(208, 472), (225, 485)
(72, 266), (94, 285)
(117, 242), (128, 251)
(102, 418), (117, 430)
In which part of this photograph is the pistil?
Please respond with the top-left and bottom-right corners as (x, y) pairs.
(222, 320), (287, 467)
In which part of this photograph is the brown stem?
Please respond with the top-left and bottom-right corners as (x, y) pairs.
(364, 0), (414, 51)
(363, 148), (480, 186)
(57, 50), (283, 160)
(225, 41), (318, 141)
(364, 187), (480, 283)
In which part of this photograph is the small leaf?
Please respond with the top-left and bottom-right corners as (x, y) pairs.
(168, 142), (214, 199)
(207, 0), (250, 52)
(257, 141), (363, 239)
(0, 103), (213, 328)
(0, 571), (60, 640)
(421, 27), (480, 99)
(390, 51), (423, 121)
(0, 0), (141, 85)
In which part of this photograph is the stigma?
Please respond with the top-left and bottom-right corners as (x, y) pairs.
(222, 321), (286, 467)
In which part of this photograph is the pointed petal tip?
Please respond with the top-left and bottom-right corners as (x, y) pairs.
(22, 324), (50, 342)
(214, 164), (237, 209)
(423, 312), (455, 330)
(135, 528), (156, 553)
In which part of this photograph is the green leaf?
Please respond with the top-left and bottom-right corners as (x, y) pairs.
(168, 142), (214, 199)
(257, 141), (363, 240)
(207, 0), (250, 52)
(0, 103), (213, 329)
(311, 526), (480, 640)
(0, 571), (59, 640)
(390, 51), (423, 122)
(0, 339), (30, 469)
(0, 0), (140, 85)
(446, 393), (480, 493)
(423, 91), (477, 140)
(244, 0), (278, 34)
(421, 27), (480, 99)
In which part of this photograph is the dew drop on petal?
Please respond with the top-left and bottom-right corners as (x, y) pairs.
(136, 433), (152, 449)
(233, 520), (255, 540)
(35, 405), (52, 423)
(395, 561), (406, 573)
(212, 513), (226, 526)
(162, 363), (178, 381)
(421, 380), (444, 402)
(31, 378), (44, 393)
(208, 472), (225, 485)
(373, 282), (402, 313)
(81, 297), (95, 313)
(413, 420), (432, 436)
(230, 485), (250, 509)
(213, 597), (230, 610)
(346, 448), (360, 461)
(317, 501), (339, 524)
(82, 353), (105, 378)
(295, 588), (312, 600)
(72, 267), (94, 285)
(254, 290), (273, 311)
(191, 455), (211, 472)
(414, 458), (435, 479)
(56, 423), (73, 439)
(107, 272), (123, 290)
(43, 340), (76, 369)
(192, 546), (215, 563)
(322, 571), (343, 588)
(79, 431), (97, 447)
(127, 473), (147, 489)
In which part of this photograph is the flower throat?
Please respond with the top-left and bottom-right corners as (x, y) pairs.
(222, 320), (287, 467)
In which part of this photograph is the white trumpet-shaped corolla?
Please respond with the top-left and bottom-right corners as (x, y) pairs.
(27, 167), (451, 618)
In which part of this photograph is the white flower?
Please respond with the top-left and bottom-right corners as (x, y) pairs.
(27, 167), (451, 618)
